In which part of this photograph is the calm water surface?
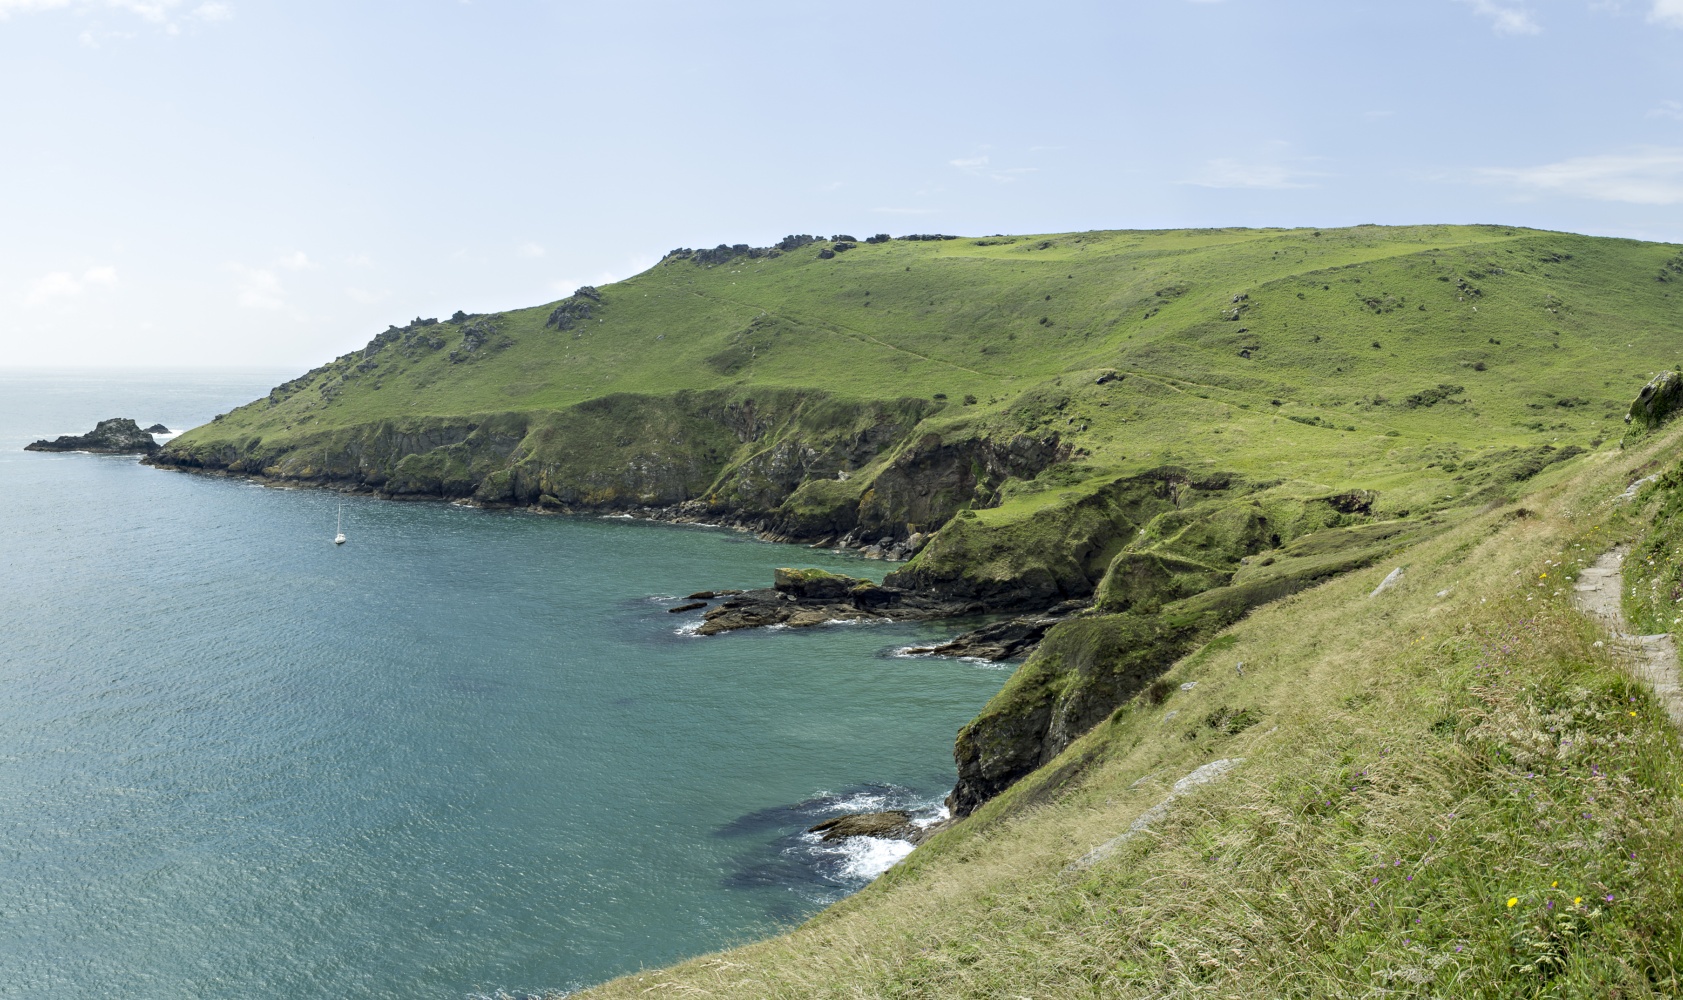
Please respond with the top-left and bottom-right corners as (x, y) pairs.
(0, 370), (1008, 998)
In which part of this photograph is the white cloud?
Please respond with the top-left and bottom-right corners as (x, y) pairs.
(517, 242), (545, 258)
(25, 265), (116, 305)
(1653, 0), (1683, 26)
(344, 287), (390, 305)
(1457, 0), (1541, 34)
(1476, 148), (1683, 204)
(1183, 158), (1325, 190)
(278, 250), (316, 270)
(0, 0), (74, 16)
(1650, 100), (1683, 121)
(0, 0), (234, 27)
(226, 263), (282, 309)
(949, 153), (1036, 183)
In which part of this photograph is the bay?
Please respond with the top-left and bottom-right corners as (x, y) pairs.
(0, 370), (1008, 998)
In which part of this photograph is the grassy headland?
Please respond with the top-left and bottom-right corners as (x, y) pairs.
(153, 225), (1683, 991)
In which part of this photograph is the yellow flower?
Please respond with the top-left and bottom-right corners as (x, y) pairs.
(1507, 897), (1518, 908)
(1630, 711), (1638, 716)
(1552, 881), (1559, 888)
(1575, 896), (1583, 905)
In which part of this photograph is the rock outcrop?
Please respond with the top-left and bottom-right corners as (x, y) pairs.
(25, 418), (159, 454)
(1624, 369), (1683, 444)
(902, 601), (1088, 661)
(807, 811), (919, 843)
(693, 567), (979, 635)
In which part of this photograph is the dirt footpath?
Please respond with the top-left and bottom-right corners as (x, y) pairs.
(1573, 547), (1683, 729)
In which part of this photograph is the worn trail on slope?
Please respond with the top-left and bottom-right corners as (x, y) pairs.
(1572, 547), (1683, 730)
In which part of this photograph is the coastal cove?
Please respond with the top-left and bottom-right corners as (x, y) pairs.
(0, 371), (1009, 997)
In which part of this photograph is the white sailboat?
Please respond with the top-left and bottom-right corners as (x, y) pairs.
(334, 503), (347, 545)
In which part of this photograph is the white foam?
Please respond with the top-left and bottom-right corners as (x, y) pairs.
(600, 513), (635, 519)
(820, 790), (892, 813)
(672, 621), (703, 637)
(832, 835), (914, 880)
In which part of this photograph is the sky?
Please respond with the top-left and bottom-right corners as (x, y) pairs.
(2, 0), (1682, 370)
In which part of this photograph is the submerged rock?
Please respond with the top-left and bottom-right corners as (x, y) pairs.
(25, 418), (159, 454)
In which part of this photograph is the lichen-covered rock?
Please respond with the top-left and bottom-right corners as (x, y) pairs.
(25, 418), (159, 454)
(1624, 369), (1683, 443)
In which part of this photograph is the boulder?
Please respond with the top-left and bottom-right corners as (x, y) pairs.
(1626, 369), (1683, 438)
(144, 423), (170, 434)
(25, 418), (159, 454)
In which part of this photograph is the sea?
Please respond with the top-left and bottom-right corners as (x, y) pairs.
(0, 370), (1011, 998)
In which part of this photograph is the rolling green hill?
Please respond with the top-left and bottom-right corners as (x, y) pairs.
(164, 225), (1680, 520)
(156, 225), (1683, 993)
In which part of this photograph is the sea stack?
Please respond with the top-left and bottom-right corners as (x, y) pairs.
(24, 418), (161, 454)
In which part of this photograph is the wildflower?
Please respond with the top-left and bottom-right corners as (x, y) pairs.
(1507, 897), (1518, 908)
(1606, 894), (1614, 902)
(1575, 896), (1583, 905)
(1552, 881), (1558, 887)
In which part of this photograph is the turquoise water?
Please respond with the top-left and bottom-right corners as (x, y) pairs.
(0, 371), (1008, 998)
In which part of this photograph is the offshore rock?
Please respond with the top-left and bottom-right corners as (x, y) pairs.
(807, 810), (918, 843)
(25, 418), (159, 454)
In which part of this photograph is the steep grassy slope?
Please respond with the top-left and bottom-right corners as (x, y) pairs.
(578, 406), (1683, 999)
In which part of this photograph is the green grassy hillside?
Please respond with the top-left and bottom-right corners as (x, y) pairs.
(169, 225), (1680, 523)
(578, 405), (1683, 999)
